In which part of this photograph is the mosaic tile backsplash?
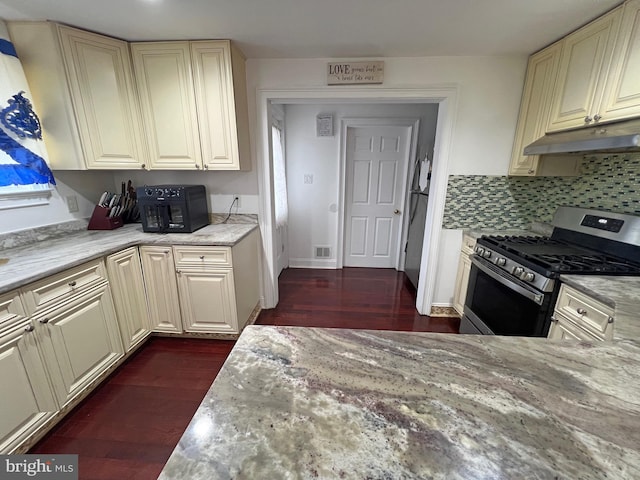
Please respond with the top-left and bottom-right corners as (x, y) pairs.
(443, 154), (640, 229)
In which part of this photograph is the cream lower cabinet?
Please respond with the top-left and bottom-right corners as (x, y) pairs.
(548, 283), (614, 341)
(140, 230), (260, 335)
(32, 283), (124, 408)
(0, 293), (57, 454)
(452, 233), (477, 316)
(139, 246), (183, 333)
(106, 247), (151, 352)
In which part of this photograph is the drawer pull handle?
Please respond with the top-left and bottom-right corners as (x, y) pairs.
(550, 316), (558, 323)
(199, 255), (205, 260)
(576, 308), (587, 315)
(176, 270), (182, 275)
(24, 324), (34, 332)
(608, 317), (614, 324)
(39, 318), (50, 324)
(68, 281), (77, 287)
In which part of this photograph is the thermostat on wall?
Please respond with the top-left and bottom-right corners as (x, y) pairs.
(316, 114), (334, 137)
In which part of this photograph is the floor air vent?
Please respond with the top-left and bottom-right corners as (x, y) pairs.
(315, 246), (331, 258)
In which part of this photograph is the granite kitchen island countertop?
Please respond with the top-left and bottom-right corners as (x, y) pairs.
(560, 275), (640, 340)
(0, 222), (258, 294)
(159, 325), (640, 480)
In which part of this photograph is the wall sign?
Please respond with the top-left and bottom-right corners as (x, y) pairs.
(327, 61), (384, 85)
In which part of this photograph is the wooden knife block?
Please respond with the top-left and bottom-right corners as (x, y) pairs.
(87, 205), (123, 230)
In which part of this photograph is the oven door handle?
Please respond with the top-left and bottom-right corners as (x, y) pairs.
(471, 257), (545, 306)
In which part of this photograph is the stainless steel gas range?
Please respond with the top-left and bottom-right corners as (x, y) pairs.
(461, 206), (640, 337)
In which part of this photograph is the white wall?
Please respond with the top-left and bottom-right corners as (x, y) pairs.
(0, 171), (115, 235)
(245, 55), (528, 308)
(284, 103), (438, 268)
(111, 170), (260, 215)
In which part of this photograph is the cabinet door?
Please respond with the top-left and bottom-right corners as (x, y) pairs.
(547, 8), (622, 132)
(509, 44), (562, 175)
(34, 284), (123, 408)
(452, 253), (472, 316)
(106, 248), (151, 352)
(131, 42), (202, 170)
(599, 0), (640, 121)
(57, 25), (147, 169)
(176, 269), (238, 334)
(548, 313), (602, 341)
(0, 318), (58, 453)
(139, 246), (183, 333)
(191, 41), (241, 170)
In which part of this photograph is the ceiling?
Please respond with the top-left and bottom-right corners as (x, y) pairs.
(0, 0), (624, 59)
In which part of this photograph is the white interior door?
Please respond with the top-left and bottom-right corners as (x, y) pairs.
(344, 125), (411, 268)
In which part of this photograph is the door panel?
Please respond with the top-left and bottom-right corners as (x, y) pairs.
(344, 125), (411, 268)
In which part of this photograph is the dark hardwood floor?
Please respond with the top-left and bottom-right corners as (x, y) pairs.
(30, 267), (459, 479)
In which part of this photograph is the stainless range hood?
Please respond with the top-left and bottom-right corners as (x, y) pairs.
(523, 119), (640, 155)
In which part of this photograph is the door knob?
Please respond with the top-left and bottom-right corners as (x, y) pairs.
(394, 209), (401, 215)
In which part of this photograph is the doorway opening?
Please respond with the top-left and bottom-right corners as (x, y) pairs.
(256, 87), (458, 315)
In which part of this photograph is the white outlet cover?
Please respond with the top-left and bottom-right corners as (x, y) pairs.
(304, 174), (314, 184)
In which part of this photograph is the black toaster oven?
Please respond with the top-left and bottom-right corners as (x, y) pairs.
(137, 184), (209, 233)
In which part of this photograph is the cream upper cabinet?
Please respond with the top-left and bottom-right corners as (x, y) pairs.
(547, 7), (623, 132)
(131, 42), (202, 170)
(139, 246), (183, 333)
(509, 44), (580, 176)
(8, 22), (148, 170)
(191, 41), (251, 170)
(106, 247), (151, 352)
(132, 40), (251, 171)
(599, 0), (640, 121)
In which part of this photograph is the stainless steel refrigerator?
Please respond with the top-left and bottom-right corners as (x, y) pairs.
(404, 154), (431, 289)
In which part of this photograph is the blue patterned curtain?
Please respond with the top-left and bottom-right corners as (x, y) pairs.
(0, 21), (55, 188)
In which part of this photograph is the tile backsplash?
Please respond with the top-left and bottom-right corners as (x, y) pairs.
(443, 153), (640, 229)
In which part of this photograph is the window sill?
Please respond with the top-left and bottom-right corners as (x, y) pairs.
(0, 184), (53, 210)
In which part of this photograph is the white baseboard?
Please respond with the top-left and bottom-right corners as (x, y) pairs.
(288, 258), (337, 269)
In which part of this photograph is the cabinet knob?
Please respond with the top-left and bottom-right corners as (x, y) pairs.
(199, 255), (205, 260)
(141, 164), (146, 169)
(576, 307), (587, 315)
(195, 164), (201, 170)
(176, 269), (182, 274)
(39, 317), (50, 324)
(550, 316), (558, 323)
(24, 324), (35, 332)
(68, 281), (77, 287)
(584, 116), (593, 123)
(607, 316), (614, 324)
(393, 209), (401, 215)
(593, 114), (602, 122)
(204, 164), (209, 170)
(164, 250), (170, 254)
(528, 169), (534, 174)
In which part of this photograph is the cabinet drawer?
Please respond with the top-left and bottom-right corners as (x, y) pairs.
(173, 246), (232, 268)
(461, 234), (477, 256)
(549, 311), (603, 341)
(0, 291), (27, 334)
(22, 259), (108, 315)
(555, 284), (614, 337)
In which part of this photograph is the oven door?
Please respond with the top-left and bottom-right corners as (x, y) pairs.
(462, 256), (552, 337)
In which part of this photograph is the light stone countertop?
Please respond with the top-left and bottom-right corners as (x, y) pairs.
(560, 275), (640, 341)
(0, 223), (258, 294)
(158, 325), (640, 480)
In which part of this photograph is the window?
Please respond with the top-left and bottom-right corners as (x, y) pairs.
(0, 34), (55, 209)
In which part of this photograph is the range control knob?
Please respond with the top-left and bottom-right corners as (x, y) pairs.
(482, 250), (492, 259)
(145, 188), (154, 196)
(513, 266), (524, 276)
(475, 247), (485, 256)
(521, 272), (535, 282)
(495, 257), (507, 267)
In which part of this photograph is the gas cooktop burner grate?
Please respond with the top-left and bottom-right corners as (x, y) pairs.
(477, 234), (640, 276)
